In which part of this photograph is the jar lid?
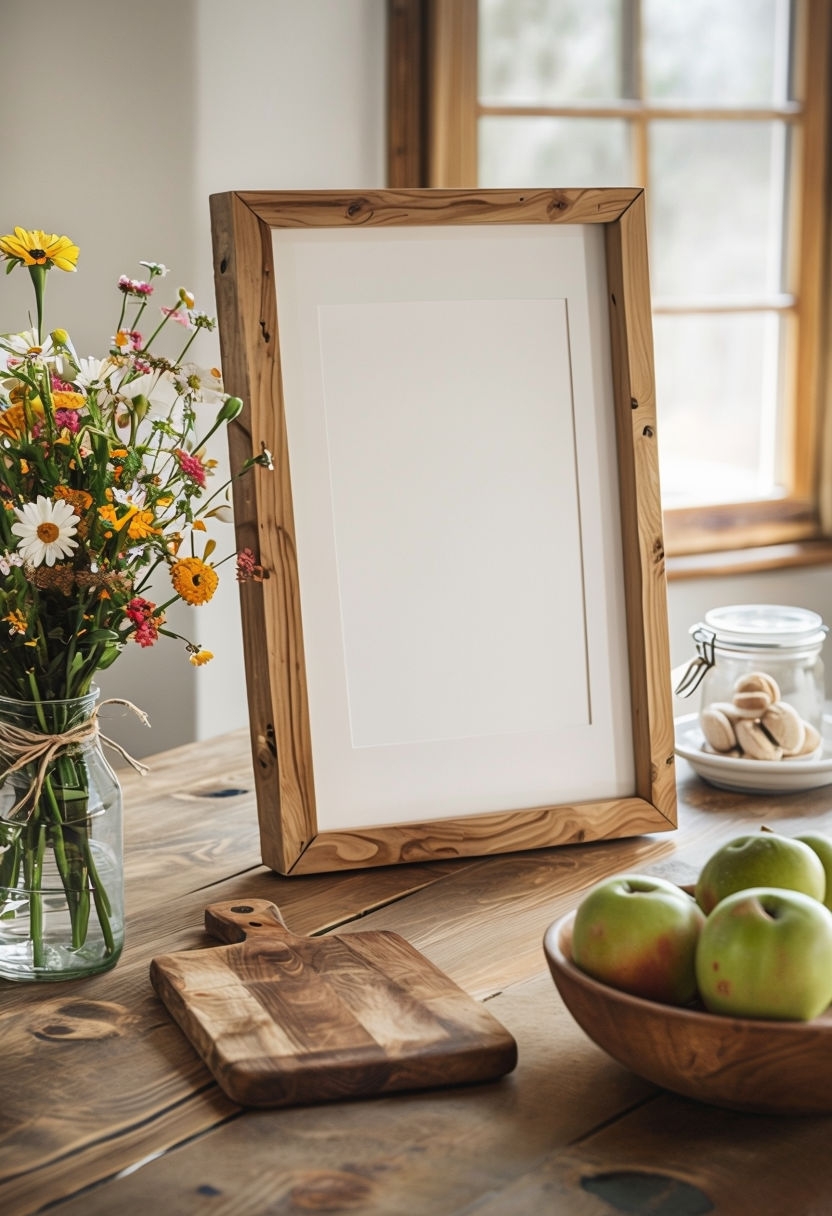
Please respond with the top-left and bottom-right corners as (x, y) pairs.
(702, 604), (827, 650)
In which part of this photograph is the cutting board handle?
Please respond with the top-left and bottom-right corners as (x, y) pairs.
(204, 899), (294, 944)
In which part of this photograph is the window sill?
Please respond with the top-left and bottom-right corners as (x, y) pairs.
(666, 539), (832, 581)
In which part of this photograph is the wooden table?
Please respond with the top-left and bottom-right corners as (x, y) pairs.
(4, 729), (832, 1215)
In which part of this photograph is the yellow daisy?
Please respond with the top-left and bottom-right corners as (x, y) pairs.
(170, 557), (218, 605)
(189, 649), (214, 666)
(0, 227), (79, 271)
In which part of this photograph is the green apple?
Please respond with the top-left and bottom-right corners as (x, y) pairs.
(695, 831), (826, 914)
(696, 886), (832, 1020)
(795, 831), (832, 912)
(571, 874), (705, 1005)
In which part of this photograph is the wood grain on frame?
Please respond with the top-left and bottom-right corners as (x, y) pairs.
(210, 188), (676, 876)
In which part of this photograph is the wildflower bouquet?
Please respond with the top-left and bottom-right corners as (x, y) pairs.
(0, 226), (266, 979)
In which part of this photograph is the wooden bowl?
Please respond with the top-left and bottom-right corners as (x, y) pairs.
(543, 910), (832, 1115)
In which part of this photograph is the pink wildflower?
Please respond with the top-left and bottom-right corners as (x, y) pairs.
(118, 276), (153, 297)
(236, 547), (265, 582)
(127, 596), (163, 647)
(175, 448), (207, 488)
(161, 305), (194, 329)
(134, 619), (160, 647)
(51, 375), (75, 393)
(126, 596), (155, 625)
(54, 409), (81, 433)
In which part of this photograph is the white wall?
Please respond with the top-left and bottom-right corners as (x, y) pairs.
(0, 0), (385, 759)
(2, 0), (830, 760)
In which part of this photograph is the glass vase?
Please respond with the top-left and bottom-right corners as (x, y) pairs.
(0, 690), (124, 981)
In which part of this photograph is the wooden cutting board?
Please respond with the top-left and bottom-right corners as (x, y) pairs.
(150, 899), (518, 1107)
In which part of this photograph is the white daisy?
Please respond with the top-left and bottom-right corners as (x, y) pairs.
(119, 368), (180, 413)
(112, 484), (147, 508)
(0, 329), (56, 363)
(11, 496), (79, 567)
(73, 355), (124, 391)
(175, 363), (225, 406)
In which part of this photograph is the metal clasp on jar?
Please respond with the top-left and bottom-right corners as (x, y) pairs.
(673, 625), (716, 698)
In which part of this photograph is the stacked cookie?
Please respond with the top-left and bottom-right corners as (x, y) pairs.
(700, 671), (821, 761)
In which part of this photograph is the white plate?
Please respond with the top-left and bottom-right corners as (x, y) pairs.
(675, 713), (832, 794)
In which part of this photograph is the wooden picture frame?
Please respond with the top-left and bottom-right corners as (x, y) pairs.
(210, 188), (676, 876)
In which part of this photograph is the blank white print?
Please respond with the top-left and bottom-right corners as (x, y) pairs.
(317, 297), (588, 749)
(272, 223), (633, 828)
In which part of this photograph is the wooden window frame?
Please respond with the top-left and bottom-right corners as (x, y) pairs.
(388, 0), (832, 572)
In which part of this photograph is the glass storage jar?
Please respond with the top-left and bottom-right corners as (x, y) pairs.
(680, 605), (827, 761)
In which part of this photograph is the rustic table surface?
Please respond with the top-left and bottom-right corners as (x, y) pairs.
(4, 728), (832, 1216)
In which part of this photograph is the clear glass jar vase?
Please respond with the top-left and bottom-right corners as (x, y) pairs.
(0, 690), (124, 982)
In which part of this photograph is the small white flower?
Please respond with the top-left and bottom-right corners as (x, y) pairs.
(11, 496), (79, 567)
(112, 484), (147, 508)
(0, 550), (24, 576)
(139, 260), (169, 277)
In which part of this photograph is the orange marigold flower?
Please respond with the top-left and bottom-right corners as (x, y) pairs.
(170, 557), (218, 605)
(54, 487), (93, 514)
(126, 509), (159, 540)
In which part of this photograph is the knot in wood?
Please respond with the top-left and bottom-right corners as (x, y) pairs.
(289, 1170), (374, 1210)
(346, 198), (371, 221)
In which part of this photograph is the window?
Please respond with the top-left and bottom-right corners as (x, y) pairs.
(387, 0), (832, 565)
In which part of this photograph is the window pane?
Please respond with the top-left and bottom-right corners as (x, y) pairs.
(479, 117), (631, 186)
(479, 0), (622, 103)
(654, 312), (784, 507)
(644, 0), (790, 104)
(649, 120), (787, 299)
